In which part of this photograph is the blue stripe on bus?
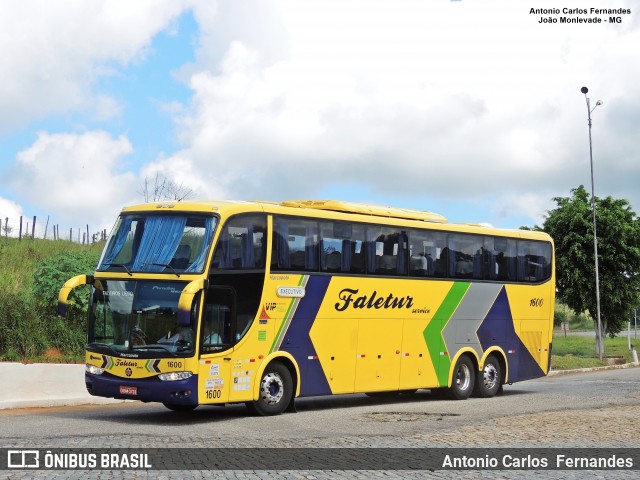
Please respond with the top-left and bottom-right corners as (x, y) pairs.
(279, 275), (332, 397)
(477, 287), (544, 382)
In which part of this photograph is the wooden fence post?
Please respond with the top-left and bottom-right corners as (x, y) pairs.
(19, 216), (23, 241)
(32, 216), (36, 240)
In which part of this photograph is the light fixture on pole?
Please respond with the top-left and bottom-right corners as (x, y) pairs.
(581, 86), (603, 360)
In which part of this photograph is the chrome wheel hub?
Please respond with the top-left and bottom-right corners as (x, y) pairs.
(483, 363), (499, 390)
(260, 372), (284, 405)
(456, 363), (471, 391)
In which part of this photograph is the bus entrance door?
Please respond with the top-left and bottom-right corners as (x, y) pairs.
(198, 286), (236, 404)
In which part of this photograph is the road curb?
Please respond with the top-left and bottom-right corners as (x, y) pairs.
(548, 361), (640, 376)
(0, 362), (123, 410)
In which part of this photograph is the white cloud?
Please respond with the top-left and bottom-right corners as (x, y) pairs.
(152, 0), (639, 228)
(0, 0), (193, 134)
(10, 131), (138, 232)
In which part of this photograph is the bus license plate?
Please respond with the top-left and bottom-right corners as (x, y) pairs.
(119, 386), (137, 396)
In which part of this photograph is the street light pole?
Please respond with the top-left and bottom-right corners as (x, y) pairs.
(581, 86), (603, 360)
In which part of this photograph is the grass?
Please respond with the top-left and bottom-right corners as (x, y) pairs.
(551, 332), (638, 370)
(0, 237), (103, 361)
(0, 237), (102, 294)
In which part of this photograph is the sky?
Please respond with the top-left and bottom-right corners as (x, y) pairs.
(1, 0), (639, 240)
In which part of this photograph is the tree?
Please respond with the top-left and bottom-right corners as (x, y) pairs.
(139, 172), (194, 202)
(542, 186), (640, 355)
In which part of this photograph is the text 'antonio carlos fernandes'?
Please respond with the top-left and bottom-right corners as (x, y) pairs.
(442, 454), (634, 469)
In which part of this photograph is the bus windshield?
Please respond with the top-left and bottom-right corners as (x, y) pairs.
(88, 280), (196, 356)
(97, 214), (217, 274)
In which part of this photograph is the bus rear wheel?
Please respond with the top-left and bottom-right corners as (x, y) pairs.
(447, 355), (475, 400)
(246, 362), (293, 416)
(474, 354), (502, 398)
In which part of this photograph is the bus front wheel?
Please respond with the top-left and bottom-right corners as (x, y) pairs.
(447, 355), (475, 400)
(247, 362), (293, 416)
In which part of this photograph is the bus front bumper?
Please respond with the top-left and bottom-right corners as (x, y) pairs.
(85, 373), (199, 406)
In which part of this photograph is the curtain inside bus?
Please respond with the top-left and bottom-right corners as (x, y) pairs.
(132, 216), (188, 271)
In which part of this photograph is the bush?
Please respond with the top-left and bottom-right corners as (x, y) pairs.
(33, 251), (98, 317)
(0, 291), (47, 358)
(554, 307), (569, 327)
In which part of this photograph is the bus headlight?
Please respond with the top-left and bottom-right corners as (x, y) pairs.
(86, 364), (105, 375)
(158, 371), (193, 381)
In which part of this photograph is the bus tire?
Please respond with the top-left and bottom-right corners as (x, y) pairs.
(162, 402), (197, 412)
(447, 355), (475, 400)
(474, 354), (502, 398)
(247, 362), (293, 416)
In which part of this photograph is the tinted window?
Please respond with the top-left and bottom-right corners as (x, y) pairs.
(484, 237), (517, 281)
(518, 240), (552, 283)
(366, 226), (408, 276)
(271, 218), (319, 272)
(409, 230), (447, 278)
(212, 215), (267, 270)
(320, 222), (366, 274)
(448, 234), (483, 280)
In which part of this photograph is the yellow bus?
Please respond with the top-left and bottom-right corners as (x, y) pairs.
(59, 200), (554, 415)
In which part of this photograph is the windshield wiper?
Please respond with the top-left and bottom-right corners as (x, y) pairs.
(148, 263), (181, 277)
(101, 263), (132, 276)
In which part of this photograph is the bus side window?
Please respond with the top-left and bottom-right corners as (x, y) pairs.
(366, 227), (407, 276)
(517, 240), (552, 283)
(409, 230), (446, 278)
(272, 218), (318, 272)
(449, 234), (483, 280)
(212, 215), (266, 270)
(492, 237), (517, 281)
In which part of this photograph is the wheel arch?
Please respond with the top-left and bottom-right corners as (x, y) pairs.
(252, 351), (300, 401)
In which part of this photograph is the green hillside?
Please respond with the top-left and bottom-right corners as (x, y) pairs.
(0, 238), (102, 361)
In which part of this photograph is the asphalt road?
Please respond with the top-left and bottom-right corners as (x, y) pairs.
(1, 367), (639, 479)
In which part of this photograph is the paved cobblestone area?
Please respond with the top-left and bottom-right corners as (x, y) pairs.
(3, 405), (638, 479)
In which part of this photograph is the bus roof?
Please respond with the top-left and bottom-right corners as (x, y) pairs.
(120, 200), (551, 241)
(280, 200), (448, 223)
(122, 200), (446, 222)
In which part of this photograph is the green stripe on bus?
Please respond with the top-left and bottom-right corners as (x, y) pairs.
(269, 275), (308, 353)
(424, 282), (470, 386)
